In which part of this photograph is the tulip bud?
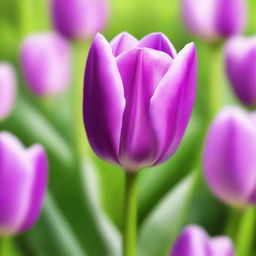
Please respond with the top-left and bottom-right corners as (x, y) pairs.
(204, 107), (256, 207)
(181, 0), (247, 41)
(170, 225), (234, 256)
(0, 62), (16, 120)
(51, 0), (109, 40)
(83, 32), (197, 172)
(20, 33), (71, 97)
(225, 36), (256, 106)
(0, 132), (48, 236)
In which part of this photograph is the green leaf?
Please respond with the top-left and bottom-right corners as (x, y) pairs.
(3, 98), (74, 168)
(138, 172), (198, 256)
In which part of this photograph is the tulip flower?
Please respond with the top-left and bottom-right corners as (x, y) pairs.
(225, 36), (256, 106)
(20, 32), (71, 97)
(170, 225), (234, 256)
(204, 107), (256, 207)
(0, 132), (48, 236)
(83, 32), (197, 172)
(0, 62), (16, 120)
(51, 0), (109, 40)
(181, 0), (247, 41)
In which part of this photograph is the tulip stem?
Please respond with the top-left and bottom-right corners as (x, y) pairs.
(235, 208), (255, 256)
(226, 208), (244, 240)
(123, 172), (139, 256)
(207, 43), (222, 122)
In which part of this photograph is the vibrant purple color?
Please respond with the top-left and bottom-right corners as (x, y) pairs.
(0, 132), (48, 235)
(83, 32), (197, 172)
(204, 107), (256, 207)
(0, 63), (16, 120)
(225, 36), (256, 106)
(170, 225), (234, 256)
(51, 0), (109, 40)
(182, 0), (246, 41)
(20, 32), (71, 97)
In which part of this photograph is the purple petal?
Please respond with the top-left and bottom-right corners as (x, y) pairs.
(20, 33), (71, 97)
(19, 145), (48, 231)
(138, 33), (177, 58)
(51, 0), (109, 40)
(116, 48), (172, 171)
(182, 0), (217, 40)
(110, 32), (139, 57)
(225, 36), (256, 106)
(204, 107), (256, 206)
(0, 132), (32, 235)
(170, 225), (210, 256)
(83, 33), (125, 164)
(209, 237), (234, 256)
(215, 0), (246, 37)
(150, 43), (197, 165)
(0, 63), (16, 119)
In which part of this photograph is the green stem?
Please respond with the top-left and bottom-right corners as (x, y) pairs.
(123, 172), (139, 256)
(226, 208), (244, 241)
(225, 207), (255, 256)
(207, 43), (222, 123)
(236, 208), (255, 256)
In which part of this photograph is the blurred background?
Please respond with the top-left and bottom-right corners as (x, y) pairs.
(0, 0), (256, 255)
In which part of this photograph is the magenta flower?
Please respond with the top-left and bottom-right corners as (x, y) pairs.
(0, 62), (16, 120)
(51, 0), (109, 40)
(83, 32), (197, 172)
(182, 0), (247, 41)
(170, 225), (234, 256)
(20, 33), (71, 97)
(225, 36), (256, 106)
(204, 107), (256, 207)
(0, 132), (48, 236)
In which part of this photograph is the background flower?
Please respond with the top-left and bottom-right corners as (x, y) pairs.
(0, 132), (48, 235)
(182, 0), (247, 41)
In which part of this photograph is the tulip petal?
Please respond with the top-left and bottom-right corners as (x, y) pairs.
(150, 43), (196, 164)
(182, 0), (217, 39)
(83, 33), (125, 164)
(116, 48), (172, 171)
(204, 107), (256, 206)
(51, 0), (109, 40)
(215, 0), (246, 37)
(209, 237), (234, 256)
(138, 33), (177, 58)
(0, 132), (32, 235)
(20, 33), (71, 96)
(170, 225), (210, 256)
(19, 145), (48, 231)
(110, 32), (139, 57)
(225, 37), (256, 106)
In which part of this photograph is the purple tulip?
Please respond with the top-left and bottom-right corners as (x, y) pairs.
(0, 62), (16, 120)
(20, 32), (71, 97)
(83, 32), (197, 172)
(170, 225), (234, 256)
(225, 36), (256, 106)
(0, 132), (48, 236)
(51, 0), (109, 40)
(204, 107), (256, 207)
(182, 0), (247, 41)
